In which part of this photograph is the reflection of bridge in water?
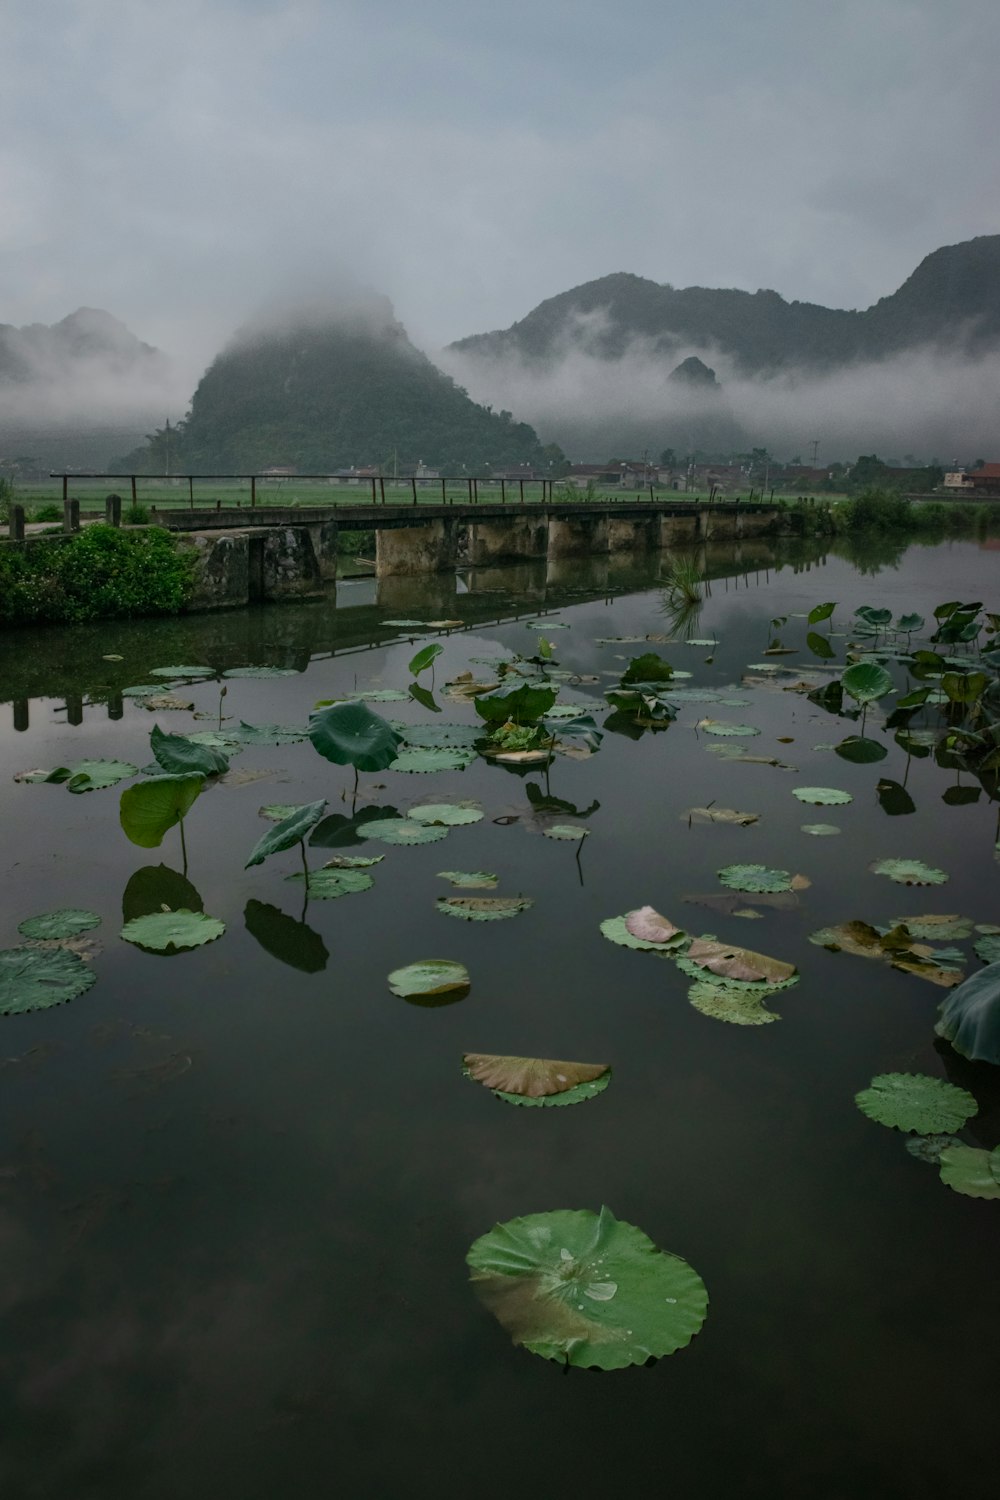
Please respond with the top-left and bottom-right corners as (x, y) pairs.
(1, 536), (832, 732)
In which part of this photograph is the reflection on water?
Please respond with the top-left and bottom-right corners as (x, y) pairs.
(0, 536), (999, 1499)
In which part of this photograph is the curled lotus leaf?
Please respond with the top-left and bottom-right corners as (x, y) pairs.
(437, 871), (498, 889)
(679, 937), (797, 988)
(935, 961), (1000, 1064)
(717, 864), (794, 894)
(810, 921), (963, 988)
(870, 858), (948, 886)
(285, 869), (374, 899)
(792, 787), (853, 805)
(0, 945), (97, 1015)
(688, 982), (781, 1025)
(309, 701), (402, 772)
(938, 1144), (1000, 1200)
(17, 759), (138, 792)
(409, 642), (443, 676)
(120, 909), (225, 952)
(599, 914), (685, 953)
(18, 909), (101, 941)
(408, 803), (483, 826)
(120, 773), (203, 848)
(841, 662), (893, 703)
(245, 800), (327, 868)
(150, 724), (228, 778)
(436, 895), (532, 921)
(390, 748), (475, 773)
(697, 720), (761, 737)
(855, 1073), (977, 1134)
(467, 1206), (708, 1370)
(624, 907), (682, 944)
(388, 960), (470, 999)
(360, 818), (449, 845)
(463, 1054), (609, 1099)
(684, 807), (759, 826)
(542, 824), (589, 842)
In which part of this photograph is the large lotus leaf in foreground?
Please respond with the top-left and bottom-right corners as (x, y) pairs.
(309, 702), (402, 772)
(467, 1206), (708, 1369)
(935, 961), (1000, 1064)
(0, 946), (97, 1015)
(120, 773), (204, 848)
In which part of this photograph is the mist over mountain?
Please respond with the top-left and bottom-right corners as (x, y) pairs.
(119, 294), (552, 475)
(443, 236), (1000, 460)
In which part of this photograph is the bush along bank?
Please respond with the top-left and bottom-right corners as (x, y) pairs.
(0, 524), (195, 625)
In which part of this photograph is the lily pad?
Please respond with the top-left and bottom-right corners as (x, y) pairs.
(437, 870), (498, 889)
(390, 748), (475, 774)
(150, 665), (214, 678)
(17, 759), (138, 793)
(792, 787), (853, 805)
(684, 807), (759, 827)
(463, 1054), (609, 1100)
(974, 934), (1000, 965)
(245, 800), (327, 868)
(697, 720), (760, 737)
(18, 910), (101, 941)
(395, 722), (480, 750)
(0, 946), (97, 1014)
(938, 1144), (1000, 1200)
(678, 937), (798, 988)
(855, 1073), (977, 1133)
(542, 825), (589, 842)
(599, 913), (685, 953)
(467, 1206), (708, 1369)
(120, 909), (225, 952)
(870, 858), (948, 886)
(360, 818), (450, 845)
(321, 854), (383, 869)
(436, 896), (532, 921)
(896, 915), (974, 941)
(471, 1072), (611, 1108)
(688, 981), (781, 1025)
(388, 960), (470, 999)
(285, 869), (374, 899)
(230, 722), (308, 746)
(408, 803), (483, 826)
(718, 865), (795, 894)
(222, 666), (297, 678)
(801, 823), (841, 836)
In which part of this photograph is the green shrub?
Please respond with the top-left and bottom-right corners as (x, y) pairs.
(32, 503), (63, 522)
(837, 487), (914, 532)
(0, 477), (13, 523)
(125, 502), (150, 525)
(0, 524), (194, 625)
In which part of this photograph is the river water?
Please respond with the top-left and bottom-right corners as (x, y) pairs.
(0, 535), (997, 1499)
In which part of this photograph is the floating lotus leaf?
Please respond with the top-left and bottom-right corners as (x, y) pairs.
(229, 722), (308, 746)
(793, 787), (853, 805)
(524, 620), (569, 629)
(688, 981), (781, 1025)
(870, 858), (948, 886)
(718, 864), (794, 894)
(542, 824), (589, 841)
(245, 800), (327, 868)
(18, 758), (138, 792)
(285, 869), (374, 899)
(120, 909), (225, 952)
(150, 724), (228, 778)
(339, 688), (412, 704)
(394, 722), (480, 749)
(322, 854), (383, 868)
(467, 1206), (708, 1369)
(679, 937), (797, 988)
(382, 618), (426, 628)
(684, 807), (759, 826)
(697, 720), (760, 737)
(360, 818), (450, 845)
(801, 823), (841, 835)
(310, 702), (402, 773)
(855, 1073), (977, 1133)
(408, 803), (483, 826)
(935, 961), (1000, 1063)
(150, 665), (214, 678)
(18, 909), (101, 941)
(141, 694), (193, 712)
(436, 895), (532, 921)
(259, 803), (300, 822)
(541, 704), (588, 720)
(841, 662), (893, 703)
(625, 907), (682, 944)
(905, 1134), (961, 1163)
(388, 960), (470, 999)
(188, 731), (245, 753)
(895, 915), (974, 940)
(463, 1054), (609, 1099)
(222, 666), (297, 678)
(0, 945), (97, 1014)
(390, 748), (475, 773)
(437, 870), (498, 889)
(120, 773), (203, 848)
(121, 684), (161, 697)
(599, 913), (684, 953)
(938, 1144), (1000, 1199)
(243, 901), (328, 973)
(975, 935), (1000, 965)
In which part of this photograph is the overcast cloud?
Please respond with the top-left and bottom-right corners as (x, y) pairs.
(1, 0), (998, 400)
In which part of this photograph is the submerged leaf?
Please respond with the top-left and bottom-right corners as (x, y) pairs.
(801, 823), (841, 836)
(870, 858), (948, 886)
(0, 946), (97, 1015)
(463, 1054), (609, 1098)
(855, 1073), (977, 1134)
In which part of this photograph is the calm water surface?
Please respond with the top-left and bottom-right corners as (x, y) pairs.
(1, 536), (998, 1499)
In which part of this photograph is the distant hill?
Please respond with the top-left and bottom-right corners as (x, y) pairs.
(120, 295), (553, 475)
(449, 236), (1000, 375)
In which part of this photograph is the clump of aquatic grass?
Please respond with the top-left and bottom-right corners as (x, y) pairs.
(662, 557), (703, 606)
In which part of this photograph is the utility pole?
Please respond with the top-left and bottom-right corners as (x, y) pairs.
(809, 438), (820, 466)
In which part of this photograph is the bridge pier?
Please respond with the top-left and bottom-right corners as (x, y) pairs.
(547, 512), (609, 559)
(606, 515), (659, 552)
(376, 518), (458, 576)
(467, 516), (547, 566)
(306, 518), (340, 581)
(660, 514), (699, 547)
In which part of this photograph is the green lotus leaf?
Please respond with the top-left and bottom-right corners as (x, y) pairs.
(335, 689), (412, 704)
(474, 681), (558, 725)
(120, 909), (225, 952)
(360, 818), (450, 845)
(974, 935), (1000, 965)
(19, 759), (138, 792)
(895, 915), (974, 940)
(187, 731), (245, 753)
(243, 900), (328, 974)
(718, 864), (794, 894)
(18, 909), (101, 941)
(436, 895), (532, 921)
(808, 602), (836, 624)
(150, 724), (228, 778)
(463, 1054), (609, 1100)
(394, 722), (480, 749)
(905, 1134), (961, 1163)
(524, 619), (569, 629)
(620, 653), (674, 687)
(149, 665), (214, 678)
(599, 914), (684, 953)
(390, 747), (475, 773)
(285, 869), (374, 899)
(467, 1206), (708, 1369)
(222, 666), (298, 678)
(870, 858), (948, 886)
(542, 704), (590, 720)
(543, 824), (589, 841)
(801, 823), (841, 835)
(841, 662), (893, 703)
(856, 605), (892, 626)
(466, 1068), (611, 1108)
(697, 720), (761, 737)
(935, 961), (1000, 1063)
(120, 773), (204, 848)
(437, 870), (498, 888)
(321, 854), (383, 868)
(387, 960), (470, 999)
(688, 981), (781, 1025)
(245, 800), (327, 868)
(855, 1073), (977, 1133)
(835, 736), (888, 764)
(229, 721), (308, 746)
(409, 643), (443, 676)
(408, 803), (483, 826)
(792, 787), (853, 805)
(121, 684), (164, 697)
(897, 612), (924, 632)
(938, 1144), (1000, 1199)
(259, 803), (300, 822)
(0, 945), (97, 1015)
(309, 702), (402, 773)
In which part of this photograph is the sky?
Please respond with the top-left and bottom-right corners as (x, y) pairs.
(1, 0), (999, 393)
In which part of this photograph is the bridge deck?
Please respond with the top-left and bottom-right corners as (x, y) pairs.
(154, 498), (774, 531)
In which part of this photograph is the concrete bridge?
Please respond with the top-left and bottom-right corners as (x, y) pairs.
(152, 498), (784, 607)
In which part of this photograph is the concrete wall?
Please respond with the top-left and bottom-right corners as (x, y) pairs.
(547, 513), (610, 559)
(606, 516), (659, 552)
(376, 518), (457, 576)
(467, 516), (548, 565)
(185, 527), (325, 610)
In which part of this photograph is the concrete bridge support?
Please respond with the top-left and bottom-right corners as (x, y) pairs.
(376, 518), (458, 576)
(307, 518), (340, 581)
(606, 515), (659, 552)
(660, 514), (698, 547)
(547, 512), (610, 560)
(467, 516), (548, 566)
